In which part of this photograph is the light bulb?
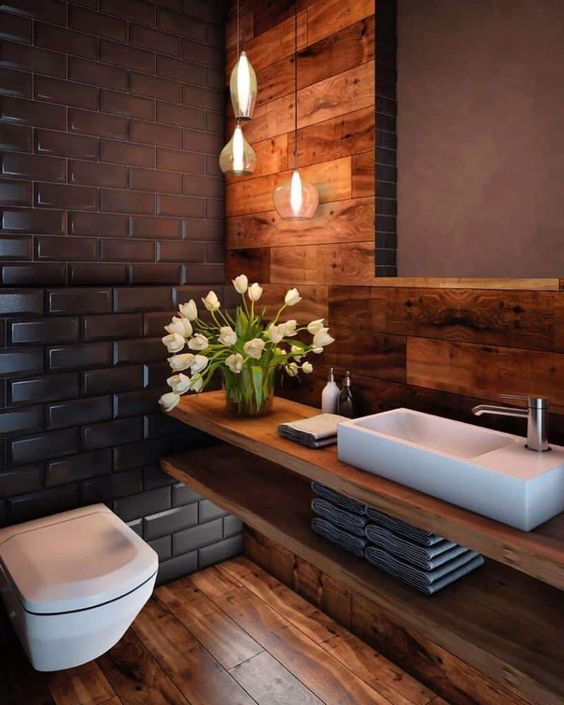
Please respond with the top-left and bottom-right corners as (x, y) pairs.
(230, 51), (257, 120)
(273, 169), (319, 220)
(219, 123), (256, 176)
(289, 170), (304, 217)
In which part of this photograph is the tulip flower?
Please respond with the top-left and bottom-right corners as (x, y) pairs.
(168, 353), (195, 371)
(302, 361), (313, 374)
(285, 362), (299, 377)
(285, 288), (302, 306)
(267, 323), (285, 345)
(232, 274), (248, 294)
(190, 355), (208, 374)
(248, 283), (263, 302)
(307, 319), (325, 335)
(159, 392), (180, 412)
(225, 352), (244, 373)
(202, 290), (220, 312)
(165, 316), (193, 338)
(244, 338), (265, 359)
(312, 327), (335, 348)
(189, 376), (203, 392)
(179, 300), (198, 321)
(166, 373), (191, 394)
(188, 333), (209, 351)
(283, 319), (297, 336)
(219, 326), (237, 346)
(161, 332), (185, 354)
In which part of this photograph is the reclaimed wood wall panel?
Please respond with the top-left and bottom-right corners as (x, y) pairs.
(225, 0), (378, 283)
(225, 0), (564, 439)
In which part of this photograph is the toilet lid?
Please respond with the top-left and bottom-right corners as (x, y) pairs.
(0, 505), (158, 614)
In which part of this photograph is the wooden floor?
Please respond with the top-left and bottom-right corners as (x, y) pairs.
(0, 557), (448, 705)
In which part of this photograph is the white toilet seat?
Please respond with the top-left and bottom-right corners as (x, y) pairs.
(0, 504), (158, 671)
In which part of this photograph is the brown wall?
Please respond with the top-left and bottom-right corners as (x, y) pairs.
(0, 0), (239, 585)
(224, 0), (564, 444)
(397, 0), (564, 278)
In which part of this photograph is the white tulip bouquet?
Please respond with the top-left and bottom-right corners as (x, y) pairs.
(159, 274), (335, 417)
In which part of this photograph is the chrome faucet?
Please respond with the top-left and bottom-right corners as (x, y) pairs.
(472, 394), (550, 452)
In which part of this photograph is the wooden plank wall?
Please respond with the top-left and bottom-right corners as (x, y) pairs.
(224, 0), (564, 445)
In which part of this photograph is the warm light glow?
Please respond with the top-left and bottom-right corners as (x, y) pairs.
(290, 170), (303, 217)
(230, 51), (257, 120)
(273, 170), (319, 220)
(219, 122), (256, 176)
(232, 124), (245, 173)
(236, 53), (252, 115)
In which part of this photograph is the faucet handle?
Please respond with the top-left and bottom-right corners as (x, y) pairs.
(500, 393), (548, 408)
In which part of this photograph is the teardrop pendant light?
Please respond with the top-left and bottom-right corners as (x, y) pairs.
(219, 120), (256, 176)
(273, 3), (319, 220)
(220, 0), (257, 176)
(229, 1), (257, 121)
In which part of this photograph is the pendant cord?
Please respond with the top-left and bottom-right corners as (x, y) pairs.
(293, 0), (298, 171)
(236, 0), (240, 59)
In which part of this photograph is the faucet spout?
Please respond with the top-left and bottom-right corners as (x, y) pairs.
(471, 396), (550, 452)
(472, 404), (528, 419)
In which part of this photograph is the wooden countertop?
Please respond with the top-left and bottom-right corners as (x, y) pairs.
(168, 390), (564, 591)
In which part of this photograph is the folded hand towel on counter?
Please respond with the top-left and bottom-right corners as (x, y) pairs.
(311, 498), (368, 537)
(365, 545), (484, 595)
(311, 518), (367, 558)
(311, 481), (366, 515)
(365, 506), (444, 546)
(278, 414), (347, 448)
(365, 524), (467, 570)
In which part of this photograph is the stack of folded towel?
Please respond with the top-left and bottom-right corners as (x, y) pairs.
(310, 482), (484, 595)
(310, 481), (367, 557)
(277, 414), (346, 448)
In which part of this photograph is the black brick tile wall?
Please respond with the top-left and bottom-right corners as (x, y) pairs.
(375, 0), (397, 277)
(0, 0), (241, 598)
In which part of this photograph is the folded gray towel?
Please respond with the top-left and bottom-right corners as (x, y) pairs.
(365, 506), (444, 546)
(311, 482), (366, 515)
(365, 545), (484, 595)
(311, 518), (367, 558)
(278, 414), (346, 448)
(365, 523), (466, 570)
(311, 498), (368, 537)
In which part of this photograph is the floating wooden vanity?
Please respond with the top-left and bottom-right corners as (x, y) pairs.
(163, 391), (564, 705)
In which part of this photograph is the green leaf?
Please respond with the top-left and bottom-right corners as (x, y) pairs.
(251, 365), (263, 409)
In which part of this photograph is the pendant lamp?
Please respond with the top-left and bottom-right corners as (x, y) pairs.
(220, 0), (257, 176)
(230, 1), (257, 120)
(273, 4), (319, 220)
(219, 120), (256, 176)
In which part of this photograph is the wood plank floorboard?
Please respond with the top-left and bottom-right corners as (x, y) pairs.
(0, 558), (445, 705)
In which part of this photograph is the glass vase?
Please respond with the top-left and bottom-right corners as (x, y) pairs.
(222, 364), (276, 418)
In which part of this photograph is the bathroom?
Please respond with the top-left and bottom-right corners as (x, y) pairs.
(0, 0), (563, 703)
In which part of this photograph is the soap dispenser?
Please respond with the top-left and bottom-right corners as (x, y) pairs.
(321, 367), (339, 413)
(338, 370), (354, 418)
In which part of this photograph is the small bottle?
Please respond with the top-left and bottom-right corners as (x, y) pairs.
(321, 367), (339, 414)
(338, 370), (354, 418)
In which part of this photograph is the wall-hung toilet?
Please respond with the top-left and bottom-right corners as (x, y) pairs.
(0, 504), (158, 672)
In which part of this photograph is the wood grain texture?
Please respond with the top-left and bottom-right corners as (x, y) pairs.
(164, 392), (564, 592)
(97, 630), (189, 705)
(155, 577), (264, 670)
(132, 598), (256, 705)
(407, 338), (564, 411)
(0, 557), (441, 705)
(161, 437), (564, 705)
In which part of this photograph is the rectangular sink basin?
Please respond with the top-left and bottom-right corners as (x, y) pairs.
(337, 409), (564, 531)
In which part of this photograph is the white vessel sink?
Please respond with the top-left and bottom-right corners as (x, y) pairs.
(337, 409), (564, 531)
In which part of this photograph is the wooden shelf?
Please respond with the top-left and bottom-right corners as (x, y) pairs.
(168, 391), (564, 591)
(161, 443), (564, 705)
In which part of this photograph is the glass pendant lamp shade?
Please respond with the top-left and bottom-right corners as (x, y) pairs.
(219, 122), (256, 176)
(230, 51), (257, 120)
(274, 169), (319, 220)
